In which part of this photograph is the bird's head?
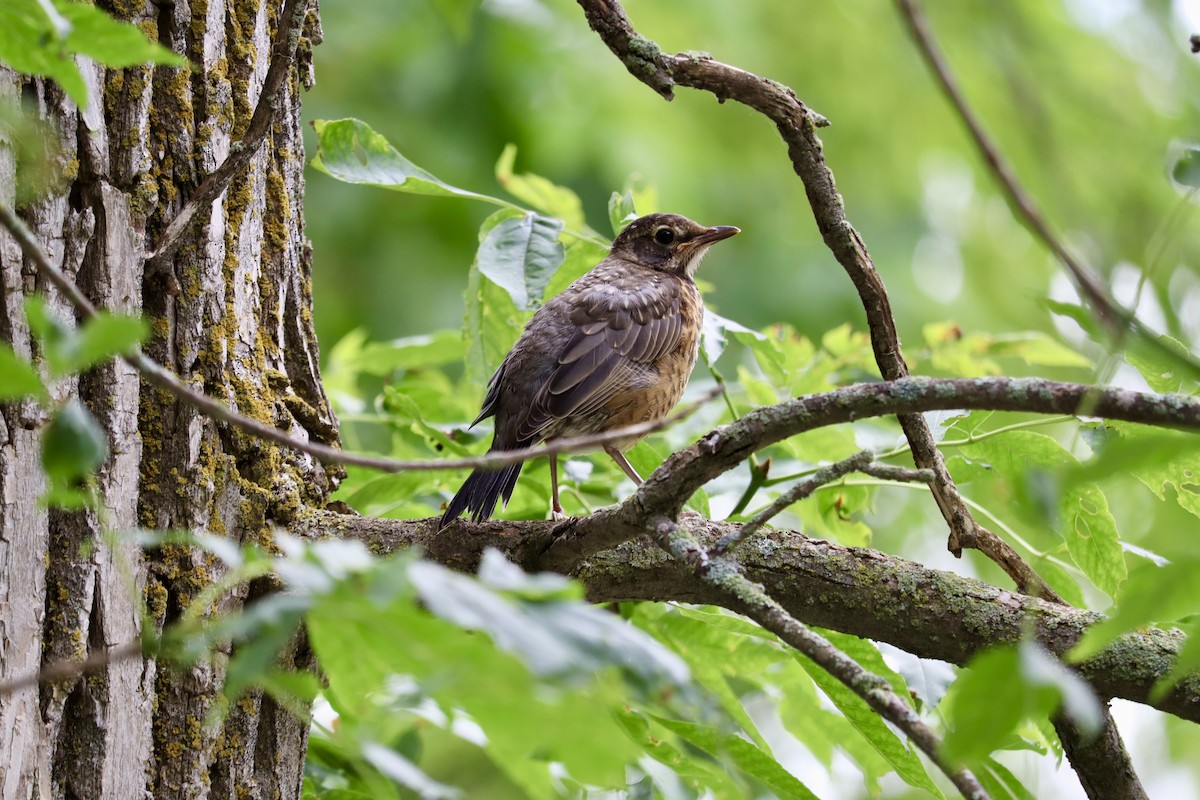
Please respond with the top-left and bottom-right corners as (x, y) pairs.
(610, 213), (739, 277)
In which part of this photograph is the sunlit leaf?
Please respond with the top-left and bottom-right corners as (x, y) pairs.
(495, 145), (586, 230)
(311, 118), (508, 204)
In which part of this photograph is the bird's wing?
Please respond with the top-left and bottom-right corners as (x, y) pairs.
(514, 278), (685, 442)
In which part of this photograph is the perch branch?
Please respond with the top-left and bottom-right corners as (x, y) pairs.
(574, 0), (1055, 603)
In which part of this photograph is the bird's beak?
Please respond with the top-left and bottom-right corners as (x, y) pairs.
(693, 225), (740, 245)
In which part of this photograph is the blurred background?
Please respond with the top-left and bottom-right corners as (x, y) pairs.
(300, 1), (1200, 797)
(302, 0), (1200, 362)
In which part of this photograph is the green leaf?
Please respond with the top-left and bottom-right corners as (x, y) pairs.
(1061, 483), (1125, 598)
(607, 190), (637, 236)
(1170, 142), (1200, 191)
(700, 308), (765, 367)
(311, 118), (508, 204)
(1126, 333), (1199, 393)
(988, 332), (1092, 369)
(345, 331), (466, 376)
(1070, 555), (1200, 661)
(476, 212), (565, 310)
(58, 1), (186, 69)
(615, 709), (743, 796)
(463, 212), (525, 386)
(650, 715), (819, 800)
(795, 635), (942, 797)
(71, 312), (148, 371)
(0, 343), (46, 400)
(1079, 422), (1200, 522)
(41, 398), (108, 482)
(944, 641), (1101, 766)
(411, 552), (691, 695)
(495, 145), (586, 230)
(0, 0), (184, 109)
(950, 431), (1126, 596)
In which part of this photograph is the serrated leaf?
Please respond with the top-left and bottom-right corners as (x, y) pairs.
(1061, 483), (1125, 597)
(0, 343), (46, 400)
(495, 145), (586, 230)
(41, 398), (108, 481)
(311, 118), (507, 204)
(1079, 422), (1200, 522)
(476, 212), (565, 310)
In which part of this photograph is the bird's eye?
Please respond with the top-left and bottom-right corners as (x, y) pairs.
(654, 227), (675, 245)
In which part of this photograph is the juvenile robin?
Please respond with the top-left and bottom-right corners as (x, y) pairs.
(440, 212), (739, 525)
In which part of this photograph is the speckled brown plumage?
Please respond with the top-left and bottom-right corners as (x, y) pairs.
(441, 213), (738, 525)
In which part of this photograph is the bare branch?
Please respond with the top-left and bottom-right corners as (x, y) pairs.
(0, 641), (144, 698)
(717, 450), (873, 552)
(574, 0), (1058, 602)
(146, 0), (313, 267)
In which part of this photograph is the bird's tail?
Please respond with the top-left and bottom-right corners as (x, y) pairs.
(440, 458), (524, 527)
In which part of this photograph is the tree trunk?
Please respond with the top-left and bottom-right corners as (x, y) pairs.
(0, 1), (332, 797)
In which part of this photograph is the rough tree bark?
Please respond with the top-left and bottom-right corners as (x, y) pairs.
(0, 1), (330, 798)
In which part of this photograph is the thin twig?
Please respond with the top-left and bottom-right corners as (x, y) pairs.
(0, 640), (145, 698)
(894, 0), (1200, 381)
(145, 0), (311, 267)
(860, 462), (935, 484)
(650, 515), (989, 800)
(718, 450), (873, 552)
(573, 0), (1061, 603)
(0, 199), (718, 473)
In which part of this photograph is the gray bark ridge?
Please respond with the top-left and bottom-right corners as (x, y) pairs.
(0, 1), (328, 798)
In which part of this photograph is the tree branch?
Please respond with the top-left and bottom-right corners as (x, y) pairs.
(574, 0), (1058, 603)
(297, 509), (1200, 726)
(648, 515), (987, 799)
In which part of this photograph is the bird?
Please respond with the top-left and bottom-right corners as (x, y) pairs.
(440, 212), (739, 526)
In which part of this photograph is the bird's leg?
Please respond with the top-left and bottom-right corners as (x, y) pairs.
(549, 453), (566, 520)
(604, 445), (644, 486)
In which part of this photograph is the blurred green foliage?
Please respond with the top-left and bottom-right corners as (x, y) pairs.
(304, 0), (1200, 358)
